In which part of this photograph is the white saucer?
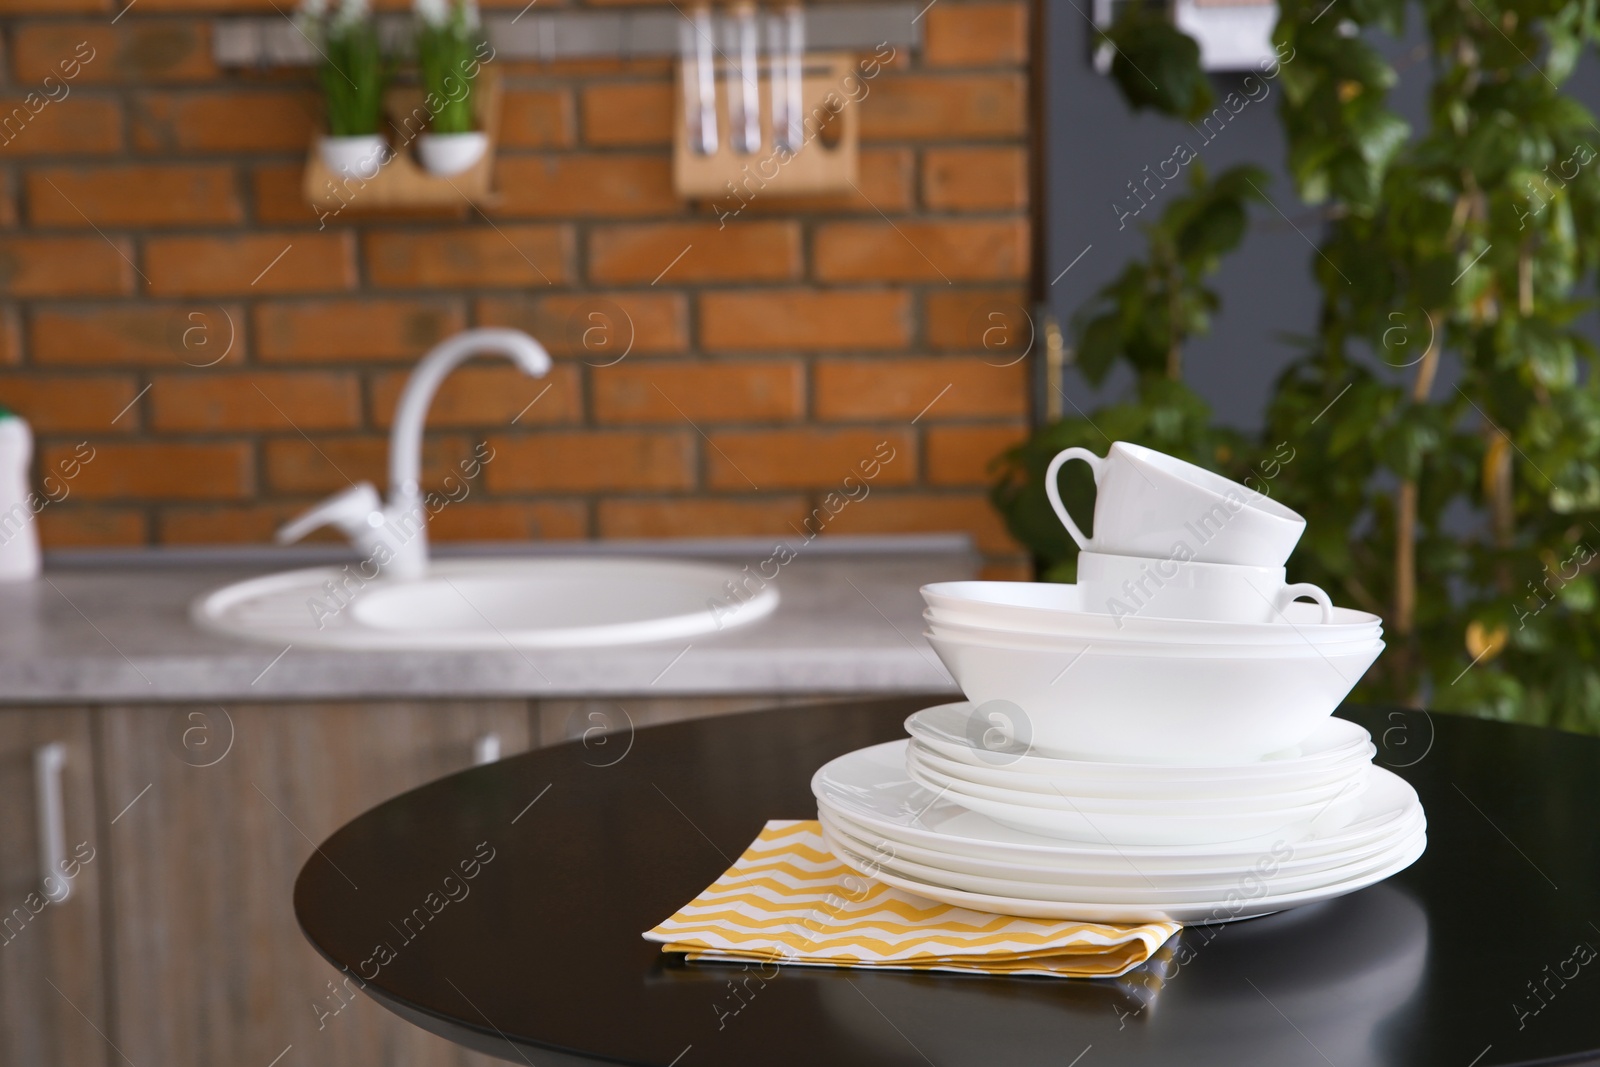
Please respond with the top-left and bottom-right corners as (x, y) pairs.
(905, 702), (1374, 786)
(906, 743), (1369, 814)
(909, 736), (1369, 803)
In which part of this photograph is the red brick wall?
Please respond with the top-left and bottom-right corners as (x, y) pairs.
(0, 0), (1032, 575)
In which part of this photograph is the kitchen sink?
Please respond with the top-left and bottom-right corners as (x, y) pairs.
(191, 557), (779, 650)
(188, 330), (779, 651)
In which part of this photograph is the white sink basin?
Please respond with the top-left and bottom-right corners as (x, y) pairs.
(192, 558), (778, 649)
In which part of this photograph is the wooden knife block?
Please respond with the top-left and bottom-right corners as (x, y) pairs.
(672, 53), (859, 201)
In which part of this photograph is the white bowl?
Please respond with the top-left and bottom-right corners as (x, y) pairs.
(926, 612), (1381, 659)
(924, 630), (1384, 763)
(922, 581), (1382, 644)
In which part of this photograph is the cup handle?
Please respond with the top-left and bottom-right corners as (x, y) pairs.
(1277, 583), (1334, 624)
(1045, 447), (1105, 551)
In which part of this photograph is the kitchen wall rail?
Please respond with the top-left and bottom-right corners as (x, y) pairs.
(213, 3), (924, 67)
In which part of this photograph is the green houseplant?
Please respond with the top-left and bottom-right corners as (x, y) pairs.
(414, 0), (489, 176)
(299, 0), (390, 179)
(992, 0), (1600, 735)
(994, 1), (1600, 733)
(1265, 0), (1600, 728)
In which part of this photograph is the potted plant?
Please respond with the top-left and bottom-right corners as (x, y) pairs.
(300, 0), (390, 180)
(414, 0), (488, 176)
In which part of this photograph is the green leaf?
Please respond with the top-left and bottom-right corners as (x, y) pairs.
(1176, 199), (1247, 262)
(1352, 108), (1410, 169)
(1104, 13), (1213, 121)
(1076, 313), (1123, 386)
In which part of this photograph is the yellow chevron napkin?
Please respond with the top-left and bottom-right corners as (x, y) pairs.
(644, 820), (1180, 979)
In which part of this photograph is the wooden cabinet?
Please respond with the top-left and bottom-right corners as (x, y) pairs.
(98, 701), (532, 1067)
(0, 692), (870, 1064)
(0, 708), (106, 1067)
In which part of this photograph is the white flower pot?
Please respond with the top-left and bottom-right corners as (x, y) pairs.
(417, 131), (489, 177)
(319, 134), (390, 181)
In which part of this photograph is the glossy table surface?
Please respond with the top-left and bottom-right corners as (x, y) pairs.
(295, 699), (1600, 1067)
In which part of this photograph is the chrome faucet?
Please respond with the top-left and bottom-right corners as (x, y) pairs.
(276, 328), (552, 580)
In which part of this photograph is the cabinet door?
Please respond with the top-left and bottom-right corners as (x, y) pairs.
(0, 708), (105, 1067)
(100, 701), (531, 1067)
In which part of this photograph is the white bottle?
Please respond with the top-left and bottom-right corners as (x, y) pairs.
(0, 412), (41, 580)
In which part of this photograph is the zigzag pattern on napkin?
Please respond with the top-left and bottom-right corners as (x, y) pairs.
(644, 820), (1181, 978)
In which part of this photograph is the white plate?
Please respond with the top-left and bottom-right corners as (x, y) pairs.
(813, 740), (1422, 869)
(906, 745), (1368, 820)
(908, 703), (1369, 780)
(905, 702), (1374, 783)
(822, 817), (1425, 906)
(909, 740), (1367, 808)
(821, 804), (1423, 887)
(819, 790), (1423, 875)
(822, 821), (1427, 923)
(906, 753), (1367, 846)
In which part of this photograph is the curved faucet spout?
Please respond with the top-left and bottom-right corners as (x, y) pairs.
(390, 328), (552, 497)
(275, 327), (553, 580)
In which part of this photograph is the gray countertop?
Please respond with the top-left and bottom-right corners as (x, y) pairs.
(0, 536), (973, 704)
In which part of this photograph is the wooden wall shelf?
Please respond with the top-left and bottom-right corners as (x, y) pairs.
(302, 68), (502, 213)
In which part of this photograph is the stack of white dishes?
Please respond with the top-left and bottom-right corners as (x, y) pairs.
(812, 441), (1425, 923)
(815, 716), (1425, 922)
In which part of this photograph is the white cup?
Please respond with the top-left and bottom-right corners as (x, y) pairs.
(1077, 550), (1333, 625)
(1046, 442), (1307, 567)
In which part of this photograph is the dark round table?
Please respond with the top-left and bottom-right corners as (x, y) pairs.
(295, 699), (1600, 1067)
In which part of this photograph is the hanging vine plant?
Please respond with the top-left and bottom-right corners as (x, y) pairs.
(1267, 0), (1600, 728)
(992, 0), (1600, 732)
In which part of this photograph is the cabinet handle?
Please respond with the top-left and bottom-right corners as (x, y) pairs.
(33, 743), (70, 904)
(472, 733), (502, 766)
